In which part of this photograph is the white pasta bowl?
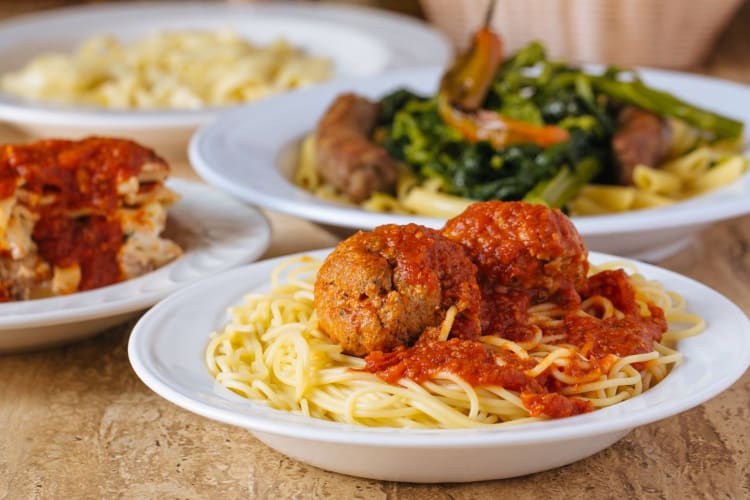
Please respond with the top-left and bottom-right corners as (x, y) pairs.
(0, 2), (450, 156)
(128, 249), (750, 483)
(190, 67), (750, 261)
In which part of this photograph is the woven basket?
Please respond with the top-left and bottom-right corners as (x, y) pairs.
(420, 0), (744, 68)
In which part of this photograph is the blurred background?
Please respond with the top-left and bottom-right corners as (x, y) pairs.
(0, 0), (747, 76)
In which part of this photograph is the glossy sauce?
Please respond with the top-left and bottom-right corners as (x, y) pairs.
(442, 201), (589, 295)
(0, 162), (17, 199)
(1, 137), (163, 291)
(365, 337), (541, 391)
(363, 268), (667, 419)
(1, 138), (149, 212)
(33, 214), (123, 290)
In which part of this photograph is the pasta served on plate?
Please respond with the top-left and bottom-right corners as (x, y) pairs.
(0, 137), (182, 301)
(293, 26), (747, 218)
(0, 30), (333, 109)
(206, 201), (704, 429)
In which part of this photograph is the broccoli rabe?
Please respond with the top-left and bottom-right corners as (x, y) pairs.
(376, 42), (742, 209)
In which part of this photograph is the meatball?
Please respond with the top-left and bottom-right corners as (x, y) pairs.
(314, 224), (482, 356)
(442, 201), (589, 297)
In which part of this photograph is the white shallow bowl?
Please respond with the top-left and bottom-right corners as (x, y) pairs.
(190, 66), (750, 261)
(0, 179), (271, 352)
(0, 2), (450, 155)
(128, 248), (750, 483)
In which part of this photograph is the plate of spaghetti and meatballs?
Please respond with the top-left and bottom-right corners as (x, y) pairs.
(129, 201), (750, 482)
(190, 27), (750, 260)
(0, 136), (271, 351)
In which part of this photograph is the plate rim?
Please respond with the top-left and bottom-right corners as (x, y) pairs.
(128, 247), (750, 448)
(0, 178), (271, 330)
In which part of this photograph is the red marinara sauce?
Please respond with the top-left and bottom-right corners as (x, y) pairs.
(32, 213), (123, 291)
(361, 268), (667, 419)
(0, 160), (18, 199)
(571, 269), (667, 357)
(1, 138), (151, 212)
(0, 137), (165, 291)
(441, 201), (589, 296)
(363, 337), (593, 418)
(365, 338), (540, 391)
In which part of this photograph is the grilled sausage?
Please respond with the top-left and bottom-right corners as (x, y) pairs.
(612, 106), (672, 185)
(315, 93), (399, 202)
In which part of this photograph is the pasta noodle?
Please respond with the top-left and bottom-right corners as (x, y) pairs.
(401, 187), (474, 218)
(686, 156), (747, 194)
(572, 185), (637, 212)
(569, 147), (748, 215)
(632, 165), (683, 196)
(1, 30), (332, 109)
(206, 255), (704, 429)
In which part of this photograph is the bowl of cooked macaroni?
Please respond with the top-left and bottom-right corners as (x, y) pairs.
(0, 2), (451, 156)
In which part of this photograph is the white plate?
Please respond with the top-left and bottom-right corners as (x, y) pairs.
(0, 2), (450, 154)
(0, 178), (271, 352)
(190, 67), (750, 261)
(128, 248), (750, 483)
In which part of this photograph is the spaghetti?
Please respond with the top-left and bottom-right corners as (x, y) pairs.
(206, 255), (704, 429)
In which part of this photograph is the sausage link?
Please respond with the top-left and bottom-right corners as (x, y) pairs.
(315, 93), (399, 202)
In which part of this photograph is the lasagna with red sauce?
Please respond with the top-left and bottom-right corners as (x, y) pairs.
(0, 136), (182, 301)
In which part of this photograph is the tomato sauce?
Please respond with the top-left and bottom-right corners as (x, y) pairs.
(442, 201), (589, 295)
(33, 213), (123, 291)
(478, 286), (532, 339)
(1, 138), (150, 213)
(583, 269), (640, 316)
(362, 268), (667, 419)
(1, 137), (164, 292)
(521, 393), (591, 418)
(0, 158), (18, 199)
(365, 338), (540, 390)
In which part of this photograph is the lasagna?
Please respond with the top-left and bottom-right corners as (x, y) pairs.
(0, 137), (182, 302)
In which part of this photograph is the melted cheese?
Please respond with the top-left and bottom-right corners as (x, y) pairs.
(51, 264), (81, 295)
(0, 196), (15, 236)
(1, 205), (37, 259)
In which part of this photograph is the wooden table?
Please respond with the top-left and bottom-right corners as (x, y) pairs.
(1, 2), (749, 497)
